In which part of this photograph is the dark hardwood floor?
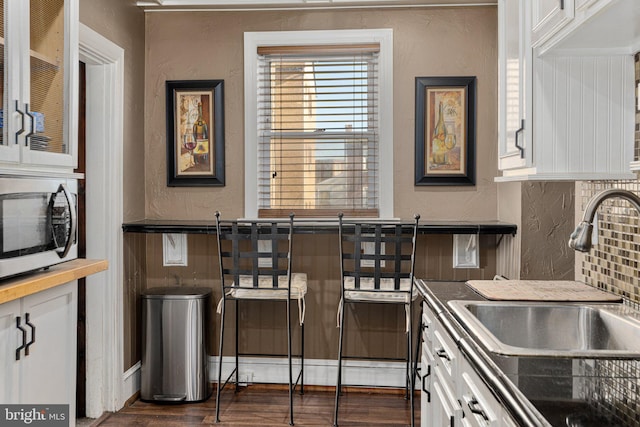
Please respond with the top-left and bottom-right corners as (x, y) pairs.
(93, 385), (420, 426)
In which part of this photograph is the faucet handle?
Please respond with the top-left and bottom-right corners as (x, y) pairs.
(568, 221), (593, 253)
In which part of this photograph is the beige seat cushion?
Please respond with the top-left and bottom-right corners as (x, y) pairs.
(343, 277), (418, 303)
(217, 273), (308, 325)
(228, 272), (307, 300)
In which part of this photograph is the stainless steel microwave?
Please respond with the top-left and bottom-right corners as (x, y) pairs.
(0, 176), (78, 279)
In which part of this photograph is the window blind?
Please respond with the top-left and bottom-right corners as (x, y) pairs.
(257, 44), (380, 218)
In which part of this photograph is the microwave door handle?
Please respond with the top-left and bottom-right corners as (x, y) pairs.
(57, 183), (77, 259)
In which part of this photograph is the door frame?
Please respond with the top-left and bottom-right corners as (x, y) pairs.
(78, 23), (125, 417)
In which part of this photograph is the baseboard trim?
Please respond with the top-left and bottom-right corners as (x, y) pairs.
(122, 361), (141, 403)
(124, 356), (412, 401)
(210, 356), (410, 389)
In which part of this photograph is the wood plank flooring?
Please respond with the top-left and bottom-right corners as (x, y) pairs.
(93, 385), (420, 426)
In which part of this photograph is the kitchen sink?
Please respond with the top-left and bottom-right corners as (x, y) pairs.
(448, 301), (640, 358)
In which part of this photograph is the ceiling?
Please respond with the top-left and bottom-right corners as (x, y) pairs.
(136, 0), (497, 11)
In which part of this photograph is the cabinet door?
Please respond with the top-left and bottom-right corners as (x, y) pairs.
(531, 0), (575, 45)
(0, 0), (78, 172)
(431, 367), (461, 427)
(0, 299), (21, 404)
(420, 352), (433, 427)
(0, 0), (22, 165)
(18, 282), (77, 420)
(498, 0), (531, 170)
(459, 371), (500, 427)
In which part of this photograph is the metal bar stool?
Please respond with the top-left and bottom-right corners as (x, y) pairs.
(333, 213), (420, 427)
(214, 212), (307, 425)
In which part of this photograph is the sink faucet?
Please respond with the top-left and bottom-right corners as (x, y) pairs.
(569, 188), (640, 252)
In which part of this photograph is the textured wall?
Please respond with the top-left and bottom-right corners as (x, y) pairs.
(79, 0), (146, 222)
(520, 182), (575, 279)
(497, 182), (575, 280)
(144, 7), (499, 220)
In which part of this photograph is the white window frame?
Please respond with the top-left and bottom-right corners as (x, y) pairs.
(244, 29), (394, 219)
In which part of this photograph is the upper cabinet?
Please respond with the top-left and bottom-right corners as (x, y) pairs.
(497, 0), (531, 172)
(0, 0), (79, 175)
(531, 0), (575, 47)
(497, 0), (637, 181)
(535, 0), (640, 55)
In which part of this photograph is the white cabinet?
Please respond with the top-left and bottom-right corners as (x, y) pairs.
(0, 298), (20, 403)
(497, 0), (531, 172)
(459, 359), (501, 426)
(536, 0), (640, 55)
(0, 0), (79, 174)
(497, 0), (635, 181)
(531, 0), (575, 46)
(0, 282), (77, 425)
(431, 367), (461, 427)
(420, 301), (518, 427)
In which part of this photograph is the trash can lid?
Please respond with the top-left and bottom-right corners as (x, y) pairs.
(142, 286), (212, 299)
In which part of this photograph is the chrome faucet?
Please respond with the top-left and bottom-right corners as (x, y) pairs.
(569, 188), (640, 252)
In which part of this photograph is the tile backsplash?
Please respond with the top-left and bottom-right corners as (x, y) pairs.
(578, 178), (640, 426)
(579, 179), (640, 304)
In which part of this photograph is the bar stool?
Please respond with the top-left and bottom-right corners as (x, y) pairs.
(214, 212), (307, 425)
(334, 213), (420, 427)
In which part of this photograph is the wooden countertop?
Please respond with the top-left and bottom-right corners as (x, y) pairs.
(0, 258), (108, 304)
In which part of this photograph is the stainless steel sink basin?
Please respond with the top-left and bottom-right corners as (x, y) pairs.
(448, 301), (640, 358)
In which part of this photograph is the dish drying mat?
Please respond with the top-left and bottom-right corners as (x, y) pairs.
(466, 280), (622, 302)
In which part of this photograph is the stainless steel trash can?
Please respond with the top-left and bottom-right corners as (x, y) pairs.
(140, 287), (212, 403)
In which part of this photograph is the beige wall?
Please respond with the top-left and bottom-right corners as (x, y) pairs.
(115, 5), (503, 370)
(79, 0), (146, 222)
(144, 6), (499, 220)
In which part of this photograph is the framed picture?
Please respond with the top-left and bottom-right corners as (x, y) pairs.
(166, 80), (225, 186)
(415, 76), (476, 186)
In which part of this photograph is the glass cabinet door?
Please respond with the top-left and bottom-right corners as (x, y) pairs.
(0, 0), (76, 171)
(29, 0), (66, 156)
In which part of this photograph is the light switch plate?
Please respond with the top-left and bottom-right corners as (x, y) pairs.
(453, 234), (479, 269)
(163, 233), (188, 266)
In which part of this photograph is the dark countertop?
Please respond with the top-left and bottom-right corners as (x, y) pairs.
(416, 280), (580, 427)
(122, 218), (517, 235)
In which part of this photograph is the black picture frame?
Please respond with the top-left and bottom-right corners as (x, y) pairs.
(415, 76), (476, 186)
(166, 80), (225, 186)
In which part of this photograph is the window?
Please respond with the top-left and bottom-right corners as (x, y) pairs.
(244, 30), (393, 218)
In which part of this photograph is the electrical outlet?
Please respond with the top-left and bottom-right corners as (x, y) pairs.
(162, 233), (188, 266)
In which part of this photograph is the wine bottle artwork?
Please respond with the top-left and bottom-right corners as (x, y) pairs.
(428, 92), (462, 171)
(192, 102), (210, 167)
(193, 102), (209, 140)
(415, 76), (474, 186)
(431, 101), (448, 166)
(167, 80), (224, 186)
